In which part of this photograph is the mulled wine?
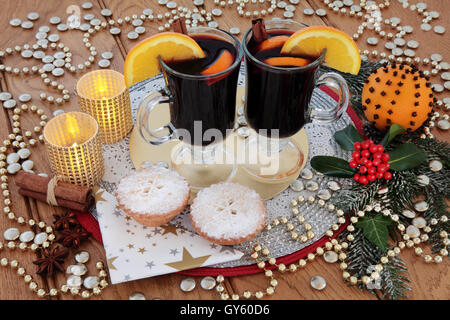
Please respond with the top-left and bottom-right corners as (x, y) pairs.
(244, 29), (321, 138)
(164, 34), (240, 146)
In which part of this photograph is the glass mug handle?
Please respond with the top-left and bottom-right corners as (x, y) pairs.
(136, 88), (176, 146)
(308, 72), (350, 123)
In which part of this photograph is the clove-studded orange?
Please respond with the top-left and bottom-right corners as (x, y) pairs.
(361, 62), (434, 132)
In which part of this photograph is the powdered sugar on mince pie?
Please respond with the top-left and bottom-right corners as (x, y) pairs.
(115, 166), (190, 227)
(190, 182), (266, 245)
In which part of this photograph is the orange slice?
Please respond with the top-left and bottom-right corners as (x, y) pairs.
(201, 50), (234, 75)
(281, 26), (361, 74)
(256, 35), (289, 52)
(263, 57), (310, 67)
(124, 32), (206, 87)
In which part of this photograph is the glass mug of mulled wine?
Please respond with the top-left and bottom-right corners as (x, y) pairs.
(242, 19), (350, 181)
(137, 27), (243, 190)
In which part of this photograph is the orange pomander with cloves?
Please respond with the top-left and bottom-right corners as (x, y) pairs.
(361, 62), (434, 132)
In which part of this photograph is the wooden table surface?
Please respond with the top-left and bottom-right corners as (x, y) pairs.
(0, 0), (448, 300)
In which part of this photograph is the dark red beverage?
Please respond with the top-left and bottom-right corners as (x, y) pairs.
(163, 34), (240, 146)
(244, 29), (322, 138)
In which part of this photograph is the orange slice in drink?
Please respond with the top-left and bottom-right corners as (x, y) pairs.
(281, 26), (361, 74)
(256, 35), (289, 52)
(124, 32), (206, 87)
(201, 49), (234, 75)
(263, 57), (310, 67)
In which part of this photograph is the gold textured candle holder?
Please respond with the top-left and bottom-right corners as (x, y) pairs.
(76, 69), (132, 144)
(43, 111), (105, 187)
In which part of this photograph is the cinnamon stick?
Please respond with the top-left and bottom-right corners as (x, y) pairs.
(252, 18), (268, 43)
(18, 189), (93, 212)
(15, 171), (94, 211)
(172, 17), (188, 34)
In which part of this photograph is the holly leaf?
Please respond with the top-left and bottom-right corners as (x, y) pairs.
(310, 156), (357, 177)
(380, 124), (406, 147)
(355, 214), (392, 251)
(388, 143), (427, 171)
(333, 125), (363, 151)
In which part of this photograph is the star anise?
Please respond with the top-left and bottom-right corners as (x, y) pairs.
(57, 226), (91, 248)
(33, 246), (68, 275)
(53, 211), (80, 231)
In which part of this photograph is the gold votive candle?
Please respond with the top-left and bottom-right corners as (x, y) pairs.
(43, 112), (105, 187)
(76, 69), (132, 143)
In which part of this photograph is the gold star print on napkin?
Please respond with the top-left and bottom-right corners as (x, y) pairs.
(95, 188), (244, 284)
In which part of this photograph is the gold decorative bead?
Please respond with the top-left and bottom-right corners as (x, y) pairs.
(349, 276), (358, 284)
(298, 259), (307, 267)
(289, 264), (297, 272)
(231, 294), (239, 300)
(29, 282), (38, 291)
(340, 262), (348, 270)
(24, 275), (32, 282)
(0, 258), (8, 266)
(291, 231), (298, 240)
(216, 275), (224, 283)
(10, 260), (18, 268)
(257, 261), (265, 269)
(255, 291), (263, 299)
(243, 290), (252, 299)
(300, 235), (308, 243)
(414, 247), (423, 255)
(270, 279), (278, 287)
(70, 288), (79, 295)
(93, 287), (101, 295)
(61, 285), (69, 293)
(49, 288), (58, 296)
(307, 253), (315, 261)
(268, 257), (276, 265)
(81, 290), (90, 298)
(261, 248), (270, 256)
(99, 270), (107, 277)
(280, 217), (288, 224)
(100, 279), (108, 287)
(251, 252), (259, 259)
(96, 262), (104, 270)
(17, 268), (25, 276)
(266, 286), (275, 295)
(253, 244), (262, 252)
(220, 293), (229, 300)
(342, 271), (350, 279)
(265, 270), (273, 277)
(37, 289), (46, 297)
(362, 276), (370, 284)
(278, 263), (286, 272)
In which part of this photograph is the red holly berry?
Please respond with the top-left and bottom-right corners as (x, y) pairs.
(372, 159), (381, 167)
(361, 141), (370, 149)
(384, 163), (390, 170)
(368, 167), (377, 175)
(359, 157), (368, 165)
(366, 160), (373, 167)
(359, 166), (367, 174)
(381, 153), (390, 162)
(384, 172), (392, 180)
(369, 144), (378, 154)
(353, 174), (360, 182)
(376, 145), (384, 153)
(359, 176), (369, 185)
(377, 164), (387, 173)
(376, 172), (383, 179)
(367, 174), (376, 181)
(361, 150), (370, 158)
(353, 142), (362, 150)
(373, 153), (382, 160)
(352, 150), (361, 159)
(349, 160), (358, 168)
